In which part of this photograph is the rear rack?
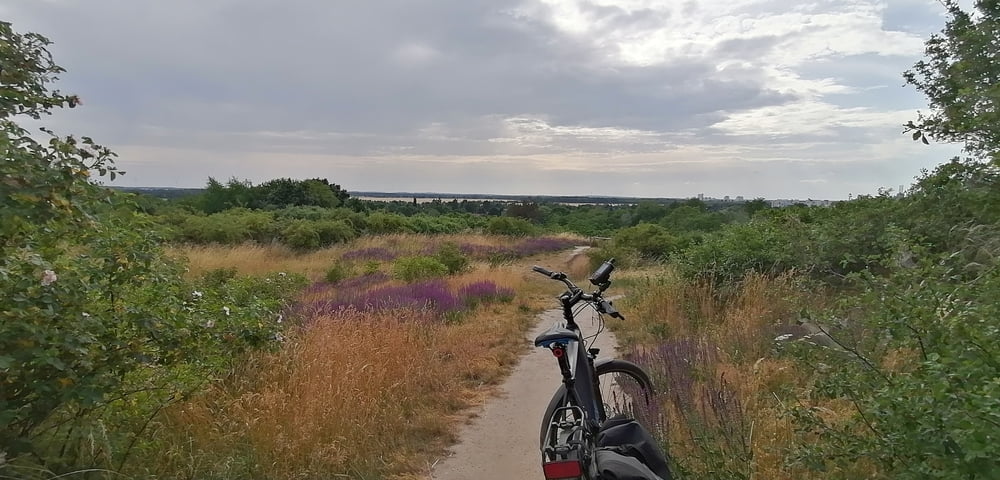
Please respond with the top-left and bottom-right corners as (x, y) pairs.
(542, 405), (589, 462)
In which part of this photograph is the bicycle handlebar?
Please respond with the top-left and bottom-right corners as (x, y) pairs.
(532, 265), (555, 277)
(531, 259), (624, 320)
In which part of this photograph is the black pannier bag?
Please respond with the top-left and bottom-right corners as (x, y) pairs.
(596, 416), (673, 480)
(595, 449), (664, 480)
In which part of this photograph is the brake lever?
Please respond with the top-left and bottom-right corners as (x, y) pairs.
(598, 299), (625, 320)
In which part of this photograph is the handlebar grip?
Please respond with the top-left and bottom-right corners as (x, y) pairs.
(532, 265), (555, 277)
(599, 299), (624, 320)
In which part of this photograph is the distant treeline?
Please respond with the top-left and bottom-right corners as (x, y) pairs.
(118, 176), (772, 248)
(115, 185), (751, 208)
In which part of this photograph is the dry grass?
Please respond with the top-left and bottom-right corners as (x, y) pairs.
(171, 233), (587, 280)
(153, 309), (455, 479)
(169, 242), (338, 279)
(614, 268), (833, 479)
(145, 235), (587, 479)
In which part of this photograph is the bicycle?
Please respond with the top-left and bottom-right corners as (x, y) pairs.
(532, 259), (657, 480)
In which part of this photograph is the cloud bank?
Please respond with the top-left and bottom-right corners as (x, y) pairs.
(4, 0), (960, 198)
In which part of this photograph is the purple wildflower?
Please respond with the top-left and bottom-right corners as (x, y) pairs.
(336, 272), (391, 290)
(298, 279), (463, 319)
(458, 281), (515, 305)
(341, 247), (398, 262)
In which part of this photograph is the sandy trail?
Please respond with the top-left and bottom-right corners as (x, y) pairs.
(430, 307), (620, 480)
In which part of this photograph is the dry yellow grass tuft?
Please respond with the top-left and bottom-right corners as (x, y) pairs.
(157, 309), (461, 478)
(169, 242), (339, 278)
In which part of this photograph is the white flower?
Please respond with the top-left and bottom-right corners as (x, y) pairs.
(222, 306), (231, 316)
(276, 314), (284, 324)
(273, 332), (285, 342)
(81, 312), (91, 318)
(278, 272), (287, 277)
(205, 319), (215, 328)
(41, 270), (57, 286)
(192, 290), (203, 299)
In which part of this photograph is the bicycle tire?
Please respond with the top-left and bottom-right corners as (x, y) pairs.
(538, 358), (655, 449)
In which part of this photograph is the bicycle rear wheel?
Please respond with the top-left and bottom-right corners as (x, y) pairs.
(539, 359), (654, 449)
(594, 359), (654, 423)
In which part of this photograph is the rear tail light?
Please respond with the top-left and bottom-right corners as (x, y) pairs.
(542, 459), (583, 479)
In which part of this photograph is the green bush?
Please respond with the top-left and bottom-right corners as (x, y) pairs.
(325, 264), (352, 284)
(435, 243), (470, 274)
(281, 220), (321, 250)
(177, 208), (277, 244)
(786, 247), (1000, 478)
(586, 244), (641, 270)
(393, 256), (449, 282)
(314, 219), (357, 245)
(366, 212), (415, 234)
(676, 219), (801, 283)
(613, 223), (682, 259)
(410, 214), (467, 234)
(486, 216), (536, 236)
(362, 260), (381, 275)
(180, 214), (243, 243)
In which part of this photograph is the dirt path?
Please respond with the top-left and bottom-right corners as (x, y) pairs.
(430, 307), (620, 480)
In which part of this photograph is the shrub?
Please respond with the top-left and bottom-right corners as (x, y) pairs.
(393, 256), (449, 282)
(614, 223), (681, 259)
(586, 244), (641, 270)
(176, 209), (278, 244)
(486, 216), (536, 236)
(325, 264), (352, 284)
(362, 260), (381, 275)
(435, 243), (470, 274)
(366, 212), (415, 234)
(409, 214), (467, 234)
(676, 220), (800, 283)
(314, 219), (356, 245)
(282, 220), (321, 250)
(785, 248), (1000, 478)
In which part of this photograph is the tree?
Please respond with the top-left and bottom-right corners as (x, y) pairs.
(904, 0), (1000, 162)
(505, 201), (542, 222)
(1, 23), (307, 475)
(633, 200), (669, 225)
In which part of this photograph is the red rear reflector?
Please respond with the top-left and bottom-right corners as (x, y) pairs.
(552, 347), (565, 358)
(542, 460), (583, 479)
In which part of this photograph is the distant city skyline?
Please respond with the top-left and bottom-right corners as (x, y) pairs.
(5, 0), (963, 200)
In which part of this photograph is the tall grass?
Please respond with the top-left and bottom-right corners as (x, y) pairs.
(616, 269), (820, 479)
(138, 235), (580, 479)
(172, 233), (585, 279)
(151, 309), (459, 479)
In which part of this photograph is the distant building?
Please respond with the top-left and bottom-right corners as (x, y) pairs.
(769, 199), (834, 208)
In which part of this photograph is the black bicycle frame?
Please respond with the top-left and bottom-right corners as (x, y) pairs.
(554, 295), (605, 432)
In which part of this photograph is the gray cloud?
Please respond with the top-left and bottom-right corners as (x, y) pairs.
(3, 0), (961, 198)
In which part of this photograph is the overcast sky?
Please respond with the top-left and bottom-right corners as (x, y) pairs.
(4, 0), (963, 199)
